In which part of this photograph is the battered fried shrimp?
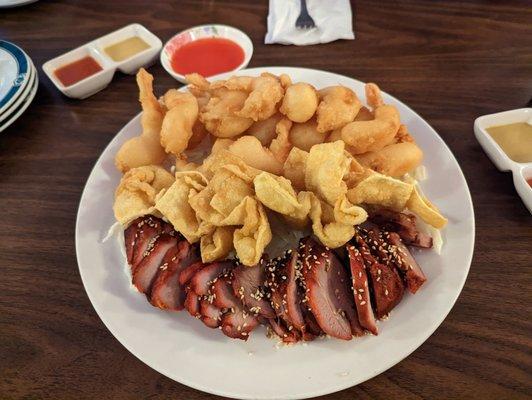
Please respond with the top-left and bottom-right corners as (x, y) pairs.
(279, 73), (292, 89)
(185, 73), (211, 91)
(326, 106), (375, 143)
(280, 82), (319, 123)
(246, 113), (283, 146)
(355, 105), (374, 121)
(355, 142), (423, 177)
(159, 89), (199, 156)
(289, 117), (328, 152)
(340, 104), (400, 154)
(316, 86), (362, 133)
(228, 136), (283, 175)
(365, 82), (384, 109)
(210, 75), (254, 91)
(269, 118), (293, 163)
(236, 74), (284, 121)
(200, 88), (254, 138)
(115, 69), (167, 173)
(395, 124), (415, 143)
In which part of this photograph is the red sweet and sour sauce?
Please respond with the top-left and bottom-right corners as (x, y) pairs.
(54, 56), (103, 87)
(170, 37), (245, 77)
(527, 178), (532, 187)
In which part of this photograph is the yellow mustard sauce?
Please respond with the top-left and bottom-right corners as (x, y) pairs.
(104, 36), (150, 62)
(486, 122), (532, 163)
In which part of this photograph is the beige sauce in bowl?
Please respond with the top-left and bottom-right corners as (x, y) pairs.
(486, 122), (532, 163)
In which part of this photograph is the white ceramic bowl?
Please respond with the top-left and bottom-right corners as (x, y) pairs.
(474, 108), (532, 213)
(42, 24), (162, 99)
(160, 24), (253, 83)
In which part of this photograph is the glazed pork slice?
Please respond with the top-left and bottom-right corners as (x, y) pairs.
(301, 237), (363, 340)
(212, 276), (259, 340)
(200, 299), (223, 328)
(365, 227), (426, 294)
(346, 245), (378, 335)
(355, 231), (405, 319)
(367, 260), (404, 319)
(285, 251), (306, 332)
(130, 216), (175, 270)
(232, 260), (276, 318)
(124, 216), (145, 264)
(150, 241), (201, 311)
(178, 260), (204, 286)
(268, 318), (299, 343)
(132, 234), (178, 294)
(266, 256), (303, 342)
(370, 209), (432, 248)
(387, 232), (427, 294)
(189, 261), (234, 296)
(184, 290), (201, 318)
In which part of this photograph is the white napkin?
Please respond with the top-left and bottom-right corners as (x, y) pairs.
(265, 0), (354, 45)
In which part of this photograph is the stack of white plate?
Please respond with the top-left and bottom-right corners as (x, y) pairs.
(0, 40), (38, 133)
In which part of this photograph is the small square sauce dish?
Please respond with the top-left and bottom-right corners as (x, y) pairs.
(43, 23), (162, 99)
(474, 108), (532, 212)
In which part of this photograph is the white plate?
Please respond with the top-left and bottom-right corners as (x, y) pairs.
(0, 58), (35, 123)
(0, 71), (38, 133)
(0, 0), (38, 7)
(0, 40), (32, 115)
(76, 67), (475, 400)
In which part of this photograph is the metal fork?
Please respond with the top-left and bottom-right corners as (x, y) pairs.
(295, 0), (316, 30)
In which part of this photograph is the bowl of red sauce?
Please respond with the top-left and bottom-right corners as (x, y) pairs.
(161, 25), (253, 83)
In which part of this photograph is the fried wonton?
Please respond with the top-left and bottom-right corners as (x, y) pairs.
(200, 226), (235, 262)
(346, 172), (414, 211)
(154, 171), (211, 243)
(305, 141), (350, 205)
(114, 165), (174, 225)
(283, 147), (308, 191)
(407, 187), (448, 228)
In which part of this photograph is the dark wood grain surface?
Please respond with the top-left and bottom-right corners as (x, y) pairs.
(1, 1), (531, 399)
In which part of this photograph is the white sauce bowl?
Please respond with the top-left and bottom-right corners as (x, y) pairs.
(474, 108), (532, 213)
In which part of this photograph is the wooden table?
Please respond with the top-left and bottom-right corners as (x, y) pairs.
(1, 1), (531, 399)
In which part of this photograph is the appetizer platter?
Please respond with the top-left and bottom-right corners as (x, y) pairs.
(76, 67), (474, 399)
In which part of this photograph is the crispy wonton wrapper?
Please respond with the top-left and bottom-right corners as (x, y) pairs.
(283, 147), (308, 191)
(305, 141), (350, 205)
(114, 165), (175, 225)
(200, 226), (235, 262)
(347, 172), (414, 211)
(190, 166), (255, 225)
(254, 172), (361, 248)
(155, 171), (212, 243)
(407, 187), (448, 228)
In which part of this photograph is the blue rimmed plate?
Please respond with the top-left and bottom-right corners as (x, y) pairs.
(0, 40), (31, 115)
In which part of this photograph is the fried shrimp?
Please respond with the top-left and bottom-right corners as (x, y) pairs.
(316, 86), (362, 133)
(246, 113), (283, 146)
(365, 82), (384, 109)
(115, 69), (167, 173)
(200, 88), (254, 138)
(159, 89), (199, 156)
(269, 117), (293, 163)
(228, 135), (284, 175)
(235, 74), (284, 121)
(280, 82), (319, 123)
(355, 142), (423, 177)
(326, 106), (375, 143)
(289, 117), (328, 152)
(340, 104), (400, 154)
